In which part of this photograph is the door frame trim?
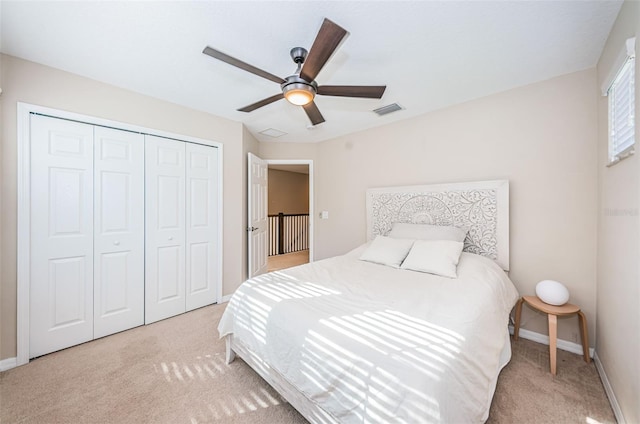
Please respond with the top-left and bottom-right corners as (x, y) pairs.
(265, 159), (314, 263)
(16, 102), (224, 366)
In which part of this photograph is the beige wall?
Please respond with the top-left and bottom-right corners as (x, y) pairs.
(260, 141), (317, 162)
(268, 169), (309, 215)
(0, 55), (247, 359)
(596, 1), (640, 422)
(262, 69), (599, 344)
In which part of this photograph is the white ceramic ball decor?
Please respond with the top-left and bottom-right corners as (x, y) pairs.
(536, 280), (570, 306)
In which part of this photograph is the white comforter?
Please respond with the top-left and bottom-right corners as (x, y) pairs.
(218, 246), (519, 423)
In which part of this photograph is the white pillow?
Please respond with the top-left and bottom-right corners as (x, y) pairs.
(400, 240), (464, 278)
(388, 222), (467, 242)
(359, 236), (414, 268)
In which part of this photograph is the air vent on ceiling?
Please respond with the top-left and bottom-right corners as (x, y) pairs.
(259, 128), (287, 138)
(373, 103), (403, 116)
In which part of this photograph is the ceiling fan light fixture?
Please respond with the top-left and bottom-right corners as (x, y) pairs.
(282, 83), (315, 106)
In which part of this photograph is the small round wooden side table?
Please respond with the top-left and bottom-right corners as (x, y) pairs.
(513, 295), (590, 375)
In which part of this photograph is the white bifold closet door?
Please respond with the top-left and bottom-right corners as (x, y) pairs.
(185, 143), (219, 311)
(30, 116), (146, 357)
(93, 127), (145, 338)
(144, 136), (218, 323)
(30, 115), (95, 358)
(145, 136), (186, 323)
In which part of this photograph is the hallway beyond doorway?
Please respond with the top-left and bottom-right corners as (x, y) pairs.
(267, 250), (309, 272)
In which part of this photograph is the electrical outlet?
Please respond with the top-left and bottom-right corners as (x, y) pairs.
(571, 332), (578, 343)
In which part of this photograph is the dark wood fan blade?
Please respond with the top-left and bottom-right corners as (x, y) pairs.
(237, 93), (284, 112)
(317, 85), (386, 98)
(302, 101), (325, 126)
(203, 46), (285, 84)
(300, 19), (348, 82)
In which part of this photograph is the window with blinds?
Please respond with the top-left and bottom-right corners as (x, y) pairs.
(607, 46), (635, 164)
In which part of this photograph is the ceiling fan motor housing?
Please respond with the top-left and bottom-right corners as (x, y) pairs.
(281, 75), (317, 92)
(290, 47), (308, 64)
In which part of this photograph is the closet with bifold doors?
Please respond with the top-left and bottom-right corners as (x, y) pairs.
(144, 135), (220, 324)
(29, 114), (220, 358)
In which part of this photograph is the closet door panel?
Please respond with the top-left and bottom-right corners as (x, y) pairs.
(186, 143), (219, 311)
(30, 114), (94, 358)
(145, 135), (186, 323)
(94, 127), (145, 338)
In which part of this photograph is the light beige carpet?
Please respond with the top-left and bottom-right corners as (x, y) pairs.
(1, 303), (615, 424)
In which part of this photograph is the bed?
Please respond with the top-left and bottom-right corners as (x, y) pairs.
(218, 180), (519, 423)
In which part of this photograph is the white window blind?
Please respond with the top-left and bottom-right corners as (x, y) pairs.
(607, 38), (635, 164)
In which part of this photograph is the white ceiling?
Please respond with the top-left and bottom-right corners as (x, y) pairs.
(1, 1), (622, 143)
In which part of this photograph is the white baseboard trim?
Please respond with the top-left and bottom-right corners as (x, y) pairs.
(508, 325), (595, 358)
(0, 357), (17, 372)
(593, 352), (626, 424)
(220, 294), (233, 303)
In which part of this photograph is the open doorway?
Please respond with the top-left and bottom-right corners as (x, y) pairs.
(266, 162), (312, 272)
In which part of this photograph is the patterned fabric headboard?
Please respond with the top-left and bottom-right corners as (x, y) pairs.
(366, 180), (509, 270)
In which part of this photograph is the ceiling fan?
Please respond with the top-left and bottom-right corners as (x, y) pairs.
(202, 18), (386, 126)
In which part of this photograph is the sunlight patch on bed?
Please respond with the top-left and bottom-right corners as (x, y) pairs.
(299, 325), (446, 422)
(302, 335), (370, 403)
(322, 317), (448, 376)
(231, 294), (272, 344)
(253, 280), (340, 302)
(369, 310), (464, 347)
(383, 310), (465, 342)
(290, 309), (468, 421)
